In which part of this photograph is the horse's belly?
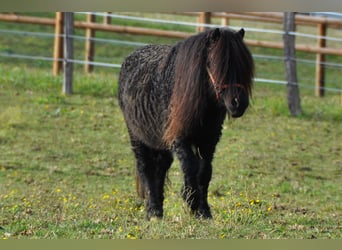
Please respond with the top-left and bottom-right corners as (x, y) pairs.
(124, 95), (168, 149)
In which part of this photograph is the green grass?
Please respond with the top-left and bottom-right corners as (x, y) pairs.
(0, 12), (341, 239)
(0, 63), (341, 239)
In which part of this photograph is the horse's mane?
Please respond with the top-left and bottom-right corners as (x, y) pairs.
(162, 28), (254, 146)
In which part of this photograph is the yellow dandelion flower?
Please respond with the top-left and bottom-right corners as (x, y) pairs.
(56, 188), (61, 193)
(127, 233), (136, 239)
(102, 194), (110, 200)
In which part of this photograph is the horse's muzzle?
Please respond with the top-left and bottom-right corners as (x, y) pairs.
(226, 96), (249, 118)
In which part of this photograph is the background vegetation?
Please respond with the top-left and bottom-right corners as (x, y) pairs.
(0, 13), (341, 239)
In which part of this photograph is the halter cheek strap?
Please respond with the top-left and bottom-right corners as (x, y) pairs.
(207, 68), (246, 99)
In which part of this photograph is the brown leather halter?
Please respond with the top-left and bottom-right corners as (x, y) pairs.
(207, 67), (246, 99)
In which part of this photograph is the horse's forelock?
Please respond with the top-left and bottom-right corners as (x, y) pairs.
(208, 29), (254, 97)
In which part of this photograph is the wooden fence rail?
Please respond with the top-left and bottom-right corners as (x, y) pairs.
(0, 12), (341, 96)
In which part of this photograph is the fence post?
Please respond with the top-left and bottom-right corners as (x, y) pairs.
(103, 12), (112, 24)
(315, 23), (327, 97)
(221, 13), (230, 26)
(53, 12), (64, 76)
(283, 12), (301, 116)
(63, 12), (74, 95)
(84, 13), (96, 73)
(197, 12), (211, 32)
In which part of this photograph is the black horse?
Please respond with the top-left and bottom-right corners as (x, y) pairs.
(118, 28), (254, 220)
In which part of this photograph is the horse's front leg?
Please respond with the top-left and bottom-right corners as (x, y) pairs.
(173, 140), (211, 218)
(195, 145), (214, 218)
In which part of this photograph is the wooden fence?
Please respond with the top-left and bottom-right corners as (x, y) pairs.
(0, 12), (341, 96)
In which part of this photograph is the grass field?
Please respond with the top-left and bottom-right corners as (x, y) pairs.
(0, 13), (341, 239)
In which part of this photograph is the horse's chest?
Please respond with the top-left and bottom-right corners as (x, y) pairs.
(193, 108), (226, 135)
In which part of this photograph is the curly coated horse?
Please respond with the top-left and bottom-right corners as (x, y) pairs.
(118, 28), (254, 220)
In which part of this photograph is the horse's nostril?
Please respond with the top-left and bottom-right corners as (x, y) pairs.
(232, 98), (239, 108)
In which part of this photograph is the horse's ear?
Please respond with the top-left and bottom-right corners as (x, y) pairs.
(211, 28), (221, 42)
(237, 28), (245, 39)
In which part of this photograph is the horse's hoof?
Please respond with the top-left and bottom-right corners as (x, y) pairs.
(148, 216), (163, 222)
(194, 209), (212, 219)
(146, 209), (163, 221)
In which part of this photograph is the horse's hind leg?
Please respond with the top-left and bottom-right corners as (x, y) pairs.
(131, 140), (173, 220)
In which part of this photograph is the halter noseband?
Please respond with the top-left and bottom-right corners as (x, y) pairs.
(207, 67), (246, 100)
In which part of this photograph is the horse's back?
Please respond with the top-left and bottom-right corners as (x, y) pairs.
(118, 44), (171, 104)
(119, 45), (170, 82)
(118, 44), (173, 149)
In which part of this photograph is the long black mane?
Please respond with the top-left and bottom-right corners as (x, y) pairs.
(163, 28), (254, 145)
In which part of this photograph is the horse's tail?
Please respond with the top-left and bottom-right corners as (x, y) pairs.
(135, 171), (146, 199)
(135, 168), (171, 200)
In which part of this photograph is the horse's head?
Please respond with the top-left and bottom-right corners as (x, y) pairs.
(206, 28), (254, 118)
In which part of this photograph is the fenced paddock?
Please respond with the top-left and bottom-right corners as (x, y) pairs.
(0, 12), (341, 239)
(0, 12), (341, 97)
